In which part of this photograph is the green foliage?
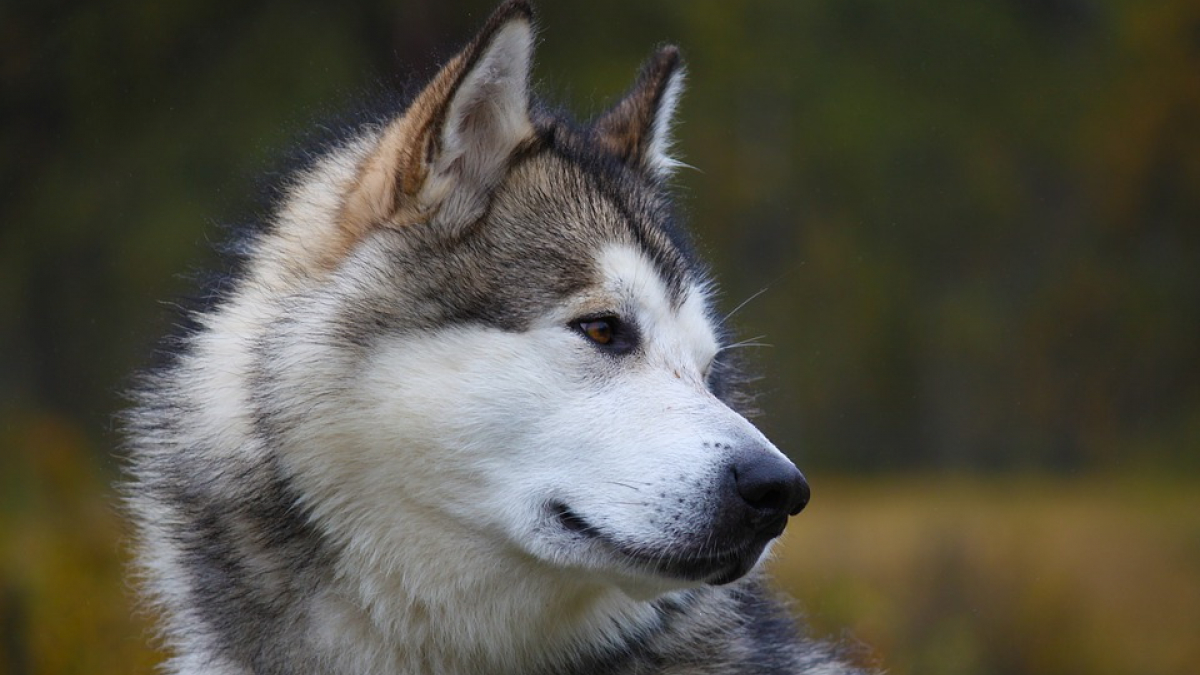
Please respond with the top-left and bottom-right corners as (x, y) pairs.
(4, 0), (1197, 471)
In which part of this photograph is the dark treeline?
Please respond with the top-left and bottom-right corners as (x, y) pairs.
(2, 0), (1197, 472)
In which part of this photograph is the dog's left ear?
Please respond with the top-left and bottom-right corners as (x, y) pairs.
(341, 1), (535, 240)
(593, 46), (686, 179)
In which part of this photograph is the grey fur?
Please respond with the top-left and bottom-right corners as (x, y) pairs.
(124, 3), (874, 674)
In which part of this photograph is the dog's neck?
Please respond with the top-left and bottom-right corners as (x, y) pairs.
(317, 533), (674, 674)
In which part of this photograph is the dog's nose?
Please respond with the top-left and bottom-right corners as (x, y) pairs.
(731, 452), (810, 518)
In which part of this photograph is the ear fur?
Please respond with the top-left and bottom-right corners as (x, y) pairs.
(593, 46), (686, 178)
(340, 0), (536, 243)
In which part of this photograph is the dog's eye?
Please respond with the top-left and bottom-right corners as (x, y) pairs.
(579, 318), (616, 345)
(571, 315), (637, 354)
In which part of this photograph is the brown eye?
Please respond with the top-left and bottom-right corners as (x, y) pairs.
(571, 315), (637, 354)
(580, 318), (614, 345)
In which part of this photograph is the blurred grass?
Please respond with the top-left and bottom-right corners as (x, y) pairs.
(773, 473), (1200, 675)
(3, 414), (1198, 674)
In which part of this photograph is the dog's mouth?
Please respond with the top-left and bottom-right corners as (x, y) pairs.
(552, 501), (594, 535)
(549, 501), (772, 585)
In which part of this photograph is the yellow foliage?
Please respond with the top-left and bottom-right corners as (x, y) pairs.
(772, 473), (1200, 675)
(0, 413), (162, 675)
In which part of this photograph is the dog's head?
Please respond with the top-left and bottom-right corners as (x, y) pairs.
(256, 1), (807, 594)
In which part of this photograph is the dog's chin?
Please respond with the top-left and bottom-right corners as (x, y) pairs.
(550, 502), (775, 587)
(649, 539), (771, 586)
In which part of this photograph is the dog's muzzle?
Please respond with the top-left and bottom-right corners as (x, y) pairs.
(550, 446), (810, 586)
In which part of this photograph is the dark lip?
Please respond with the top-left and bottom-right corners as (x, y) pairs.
(550, 501), (775, 585)
(551, 501), (595, 534)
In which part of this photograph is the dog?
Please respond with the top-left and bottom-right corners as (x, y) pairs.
(125, 2), (870, 673)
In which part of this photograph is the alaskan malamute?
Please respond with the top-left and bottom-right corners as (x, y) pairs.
(125, 2), (870, 673)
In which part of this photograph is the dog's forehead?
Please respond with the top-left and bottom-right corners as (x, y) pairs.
(347, 145), (705, 337)
(487, 148), (692, 302)
(481, 148), (717, 358)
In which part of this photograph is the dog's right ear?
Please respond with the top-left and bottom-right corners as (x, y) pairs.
(340, 1), (535, 245)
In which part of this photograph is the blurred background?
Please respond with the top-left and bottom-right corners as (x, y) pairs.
(2, 0), (1198, 673)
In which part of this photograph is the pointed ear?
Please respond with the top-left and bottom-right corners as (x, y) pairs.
(593, 46), (686, 179)
(341, 0), (536, 239)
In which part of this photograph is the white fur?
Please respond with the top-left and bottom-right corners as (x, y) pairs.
(646, 67), (688, 175)
(233, 242), (788, 672)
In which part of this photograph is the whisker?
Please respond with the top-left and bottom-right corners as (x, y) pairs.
(723, 286), (771, 322)
(718, 335), (773, 354)
(722, 342), (773, 350)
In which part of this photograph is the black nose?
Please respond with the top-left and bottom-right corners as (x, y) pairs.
(732, 452), (810, 517)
